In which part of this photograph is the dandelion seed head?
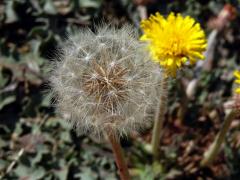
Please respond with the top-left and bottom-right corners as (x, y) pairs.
(50, 24), (160, 139)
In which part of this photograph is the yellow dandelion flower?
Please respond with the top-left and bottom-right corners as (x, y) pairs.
(234, 70), (240, 94)
(140, 12), (207, 76)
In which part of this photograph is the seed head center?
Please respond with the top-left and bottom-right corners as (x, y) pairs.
(83, 61), (128, 110)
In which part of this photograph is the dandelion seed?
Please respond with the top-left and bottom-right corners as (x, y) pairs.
(121, 47), (127, 52)
(63, 113), (71, 119)
(99, 43), (106, 47)
(83, 54), (91, 62)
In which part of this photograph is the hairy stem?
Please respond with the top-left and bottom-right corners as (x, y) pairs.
(151, 73), (168, 160)
(201, 110), (238, 166)
(108, 133), (130, 180)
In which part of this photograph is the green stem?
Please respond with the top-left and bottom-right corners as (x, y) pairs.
(151, 73), (168, 160)
(108, 133), (130, 180)
(201, 110), (238, 166)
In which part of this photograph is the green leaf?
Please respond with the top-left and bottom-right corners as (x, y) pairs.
(138, 165), (155, 180)
(14, 165), (46, 179)
(41, 93), (51, 107)
(53, 160), (69, 180)
(0, 96), (16, 110)
(0, 159), (7, 171)
(5, 1), (18, 23)
(78, 0), (101, 8)
(75, 167), (98, 180)
(29, 40), (42, 55)
(0, 138), (7, 148)
(43, 0), (57, 15)
(60, 131), (71, 143)
(0, 71), (9, 88)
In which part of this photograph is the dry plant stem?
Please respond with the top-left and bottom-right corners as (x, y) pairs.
(201, 110), (238, 166)
(108, 133), (130, 180)
(151, 73), (168, 160)
(0, 148), (25, 179)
